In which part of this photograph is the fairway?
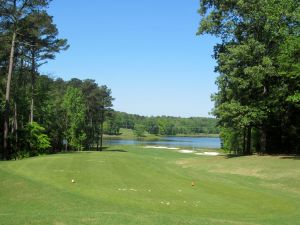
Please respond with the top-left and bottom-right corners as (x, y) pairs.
(0, 146), (300, 225)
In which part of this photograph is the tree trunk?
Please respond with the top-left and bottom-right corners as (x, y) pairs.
(30, 97), (34, 123)
(14, 102), (18, 153)
(96, 127), (100, 151)
(3, 31), (16, 160)
(246, 126), (252, 155)
(260, 128), (266, 154)
(242, 127), (246, 155)
(100, 121), (104, 151)
(90, 117), (93, 151)
(30, 54), (36, 123)
(98, 108), (105, 151)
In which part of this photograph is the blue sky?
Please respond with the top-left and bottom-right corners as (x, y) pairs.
(41, 0), (219, 117)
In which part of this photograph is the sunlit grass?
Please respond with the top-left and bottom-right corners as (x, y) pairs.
(0, 146), (300, 225)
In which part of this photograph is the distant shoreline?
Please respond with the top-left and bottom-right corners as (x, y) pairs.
(104, 132), (220, 140)
(174, 133), (220, 138)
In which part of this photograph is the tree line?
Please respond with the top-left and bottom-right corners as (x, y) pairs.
(103, 111), (219, 136)
(198, 0), (300, 155)
(0, 0), (113, 159)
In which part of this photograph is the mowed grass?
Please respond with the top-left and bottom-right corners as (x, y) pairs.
(0, 146), (300, 225)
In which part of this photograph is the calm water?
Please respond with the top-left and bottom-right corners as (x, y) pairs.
(104, 136), (221, 149)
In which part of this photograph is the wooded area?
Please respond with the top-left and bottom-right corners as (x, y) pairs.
(1, 0), (299, 159)
(0, 0), (218, 160)
(0, 0), (113, 159)
(103, 112), (219, 136)
(198, 0), (300, 155)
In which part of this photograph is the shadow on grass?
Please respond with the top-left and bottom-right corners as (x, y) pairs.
(224, 153), (300, 160)
(56, 147), (111, 154)
(57, 151), (95, 154)
(87, 147), (128, 152)
(224, 154), (248, 159)
(103, 149), (128, 153)
(279, 156), (300, 160)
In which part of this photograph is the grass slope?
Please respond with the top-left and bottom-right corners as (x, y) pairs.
(0, 146), (300, 225)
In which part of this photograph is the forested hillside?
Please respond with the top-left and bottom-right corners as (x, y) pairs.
(103, 112), (219, 136)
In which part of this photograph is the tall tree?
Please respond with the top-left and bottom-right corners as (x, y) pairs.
(19, 11), (68, 123)
(198, 0), (300, 154)
(80, 79), (100, 150)
(63, 87), (87, 151)
(0, 0), (51, 159)
(97, 85), (113, 151)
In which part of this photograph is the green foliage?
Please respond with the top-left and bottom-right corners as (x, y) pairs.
(219, 127), (242, 154)
(113, 111), (219, 136)
(19, 11), (69, 67)
(103, 116), (120, 135)
(286, 92), (300, 105)
(63, 87), (87, 151)
(1, 71), (114, 157)
(198, 0), (300, 154)
(25, 122), (51, 155)
(133, 124), (146, 137)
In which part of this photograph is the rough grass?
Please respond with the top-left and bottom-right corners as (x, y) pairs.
(0, 146), (300, 225)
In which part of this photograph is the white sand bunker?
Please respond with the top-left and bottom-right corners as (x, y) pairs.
(144, 146), (168, 149)
(160, 201), (170, 206)
(195, 152), (220, 156)
(117, 188), (137, 192)
(143, 146), (219, 156)
(178, 150), (195, 153)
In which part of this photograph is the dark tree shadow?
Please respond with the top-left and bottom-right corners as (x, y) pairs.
(225, 154), (239, 158)
(280, 156), (300, 160)
(104, 149), (128, 153)
(224, 153), (300, 160)
(85, 147), (110, 151)
(224, 154), (250, 159)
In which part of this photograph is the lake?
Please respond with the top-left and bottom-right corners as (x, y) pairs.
(104, 136), (221, 149)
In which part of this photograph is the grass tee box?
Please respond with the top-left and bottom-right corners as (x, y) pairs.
(0, 146), (300, 225)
